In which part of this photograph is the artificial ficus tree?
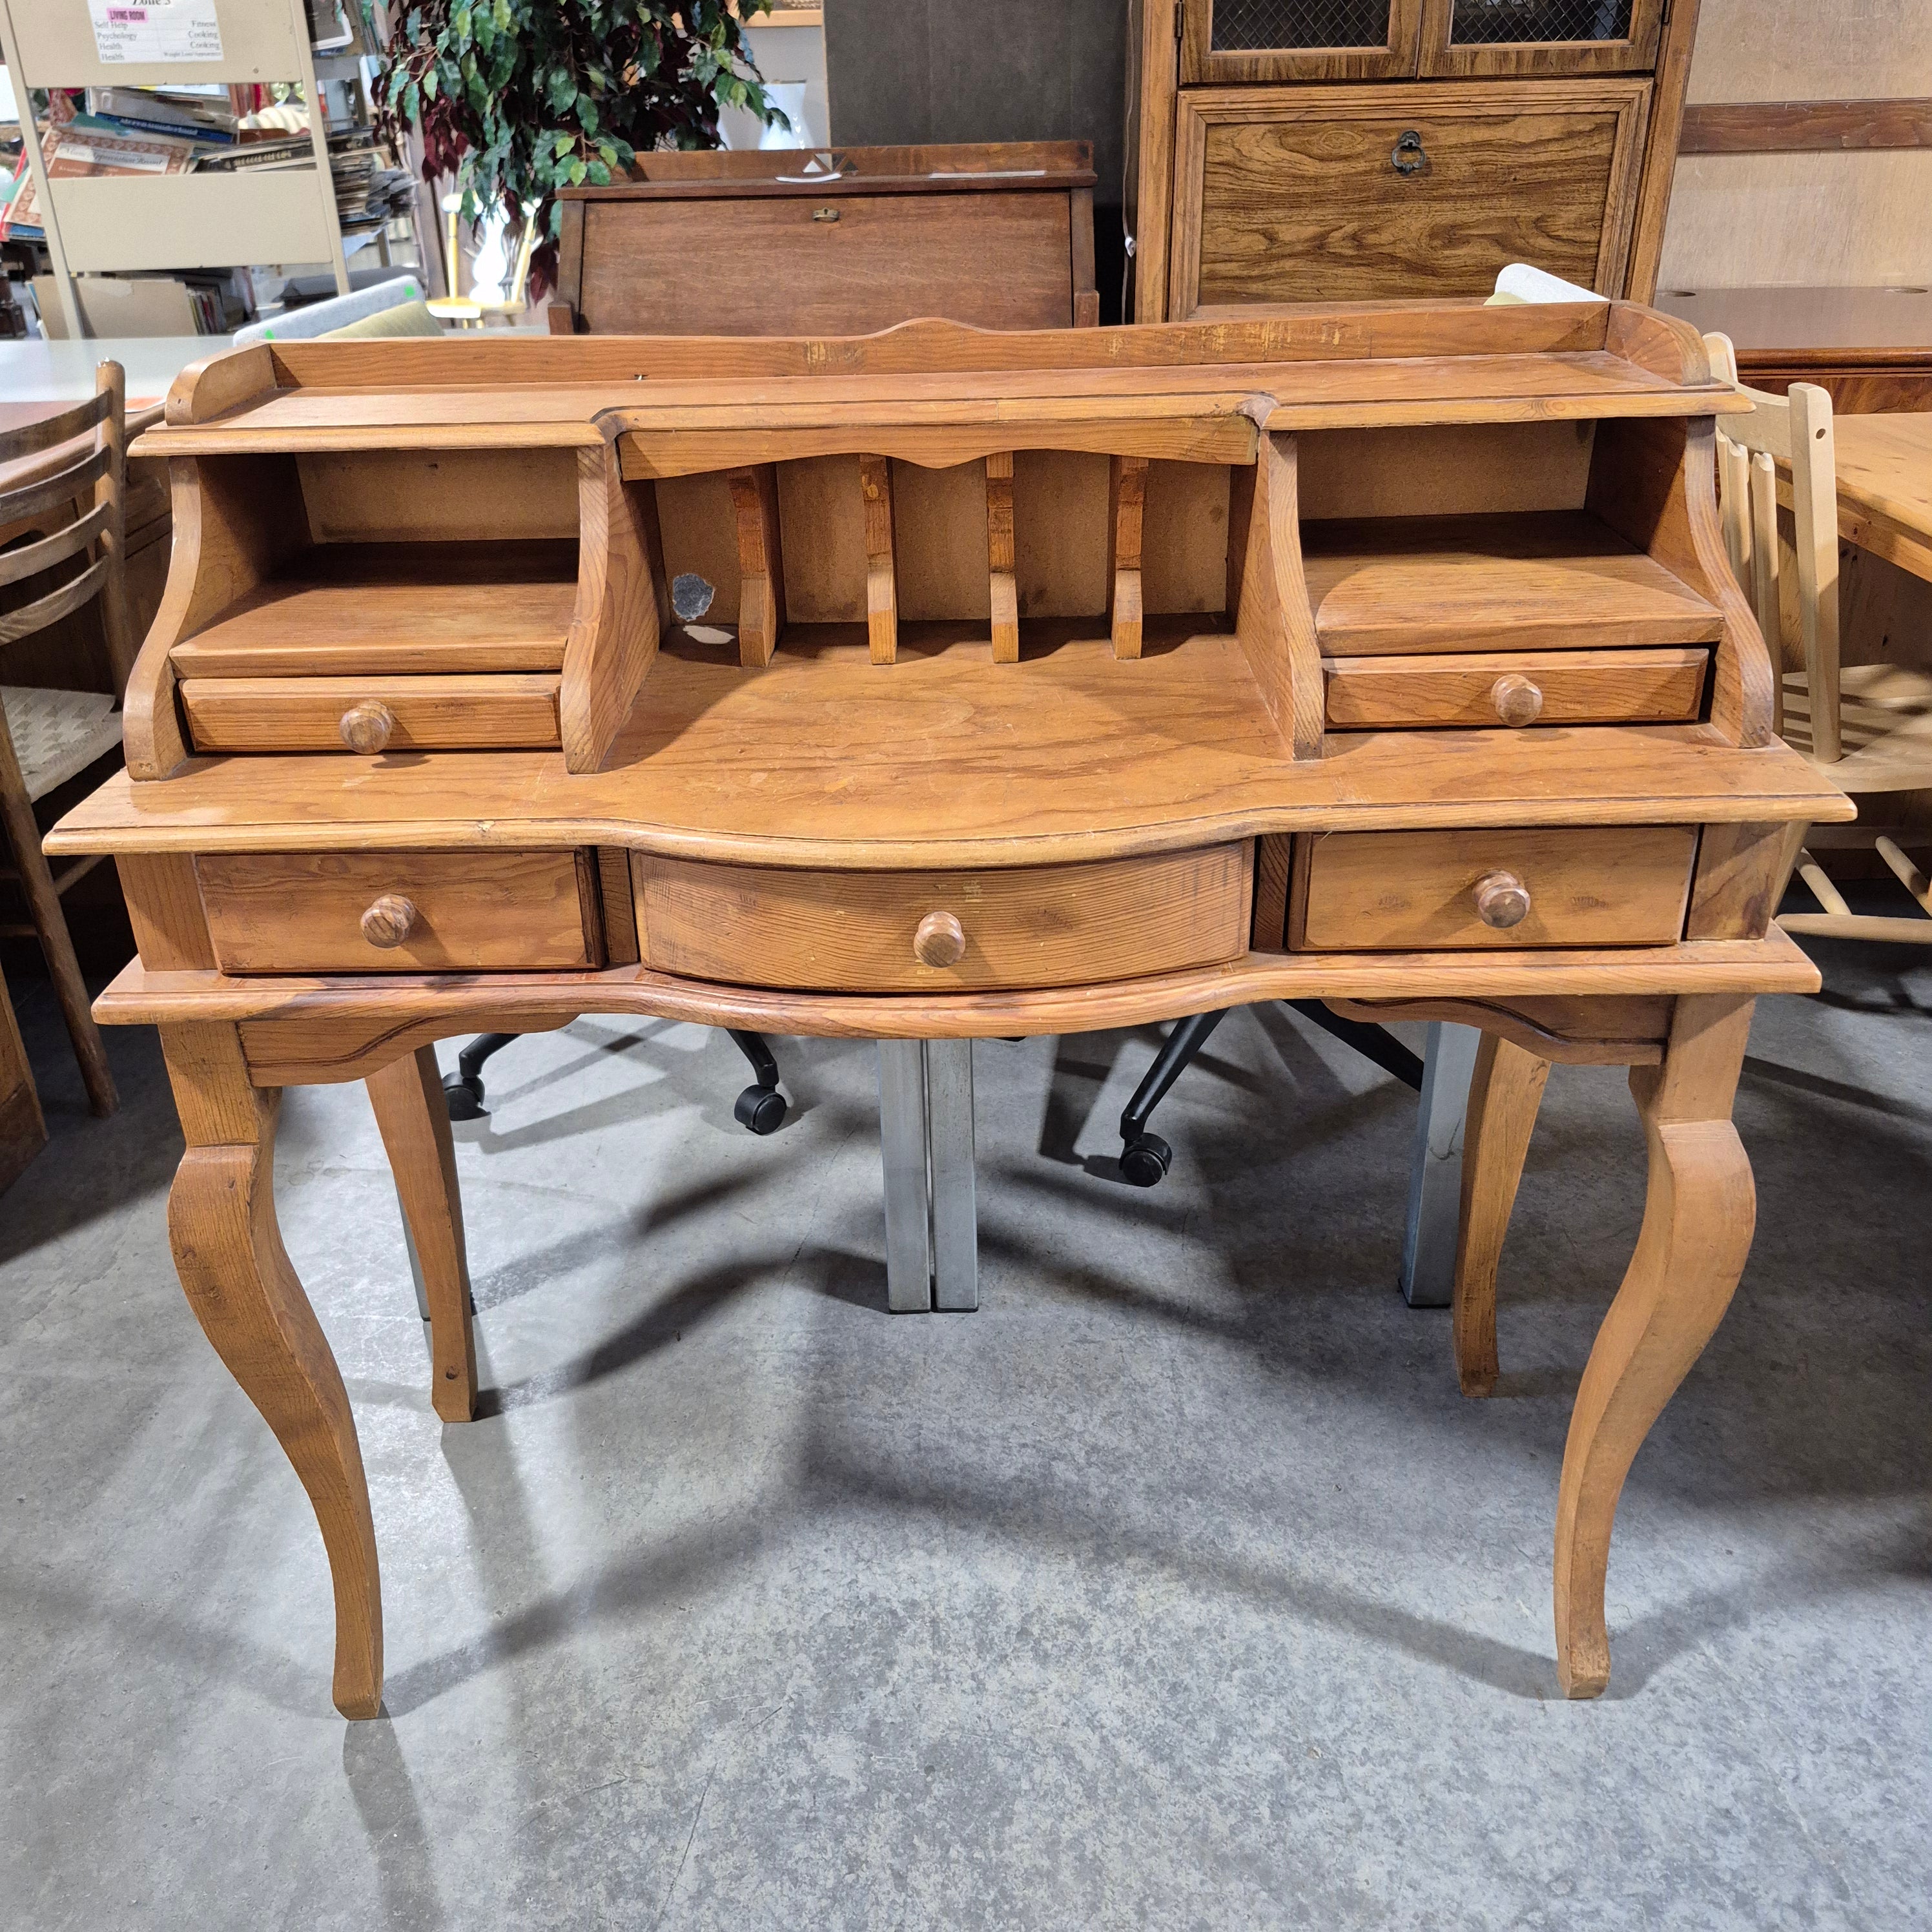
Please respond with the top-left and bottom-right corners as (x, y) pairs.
(363, 0), (786, 297)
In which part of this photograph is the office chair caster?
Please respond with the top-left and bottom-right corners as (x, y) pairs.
(1118, 1131), (1172, 1188)
(727, 1029), (786, 1135)
(442, 1032), (518, 1120)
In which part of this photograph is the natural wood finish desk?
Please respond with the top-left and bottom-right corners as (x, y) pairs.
(1825, 412), (1932, 584)
(51, 302), (1851, 1717)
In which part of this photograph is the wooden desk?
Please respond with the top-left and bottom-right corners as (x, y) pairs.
(551, 142), (1098, 336)
(51, 303), (1852, 1718)
(1654, 289), (1932, 415)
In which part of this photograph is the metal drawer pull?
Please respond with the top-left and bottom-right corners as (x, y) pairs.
(1473, 870), (1530, 930)
(1490, 673), (1545, 727)
(913, 909), (967, 967)
(338, 698), (396, 754)
(360, 894), (418, 949)
(1391, 130), (1427, 176)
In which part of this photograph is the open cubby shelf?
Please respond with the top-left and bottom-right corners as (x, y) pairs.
(170, 540), (580, 679)
(1301, 511), (1725, 656)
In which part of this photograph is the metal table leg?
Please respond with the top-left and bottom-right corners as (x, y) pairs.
(1399, 1022), (1481, 1309)
(876, 1039), (980, 1313)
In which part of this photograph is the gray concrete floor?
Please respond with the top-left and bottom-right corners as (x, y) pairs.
(1, 947), (1927, 1930)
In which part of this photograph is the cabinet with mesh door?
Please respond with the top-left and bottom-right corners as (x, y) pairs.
(1136, 0), (1692, 314)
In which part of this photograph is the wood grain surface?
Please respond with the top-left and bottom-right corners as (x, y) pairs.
(1297, 825), (1697, 949)
(180, 675), (562, 753)
(1303, 511), (1721, 653)
(635, 845), (1249, 992)
(196, 850), (595, 974)
(1322, 647), (1707, 727)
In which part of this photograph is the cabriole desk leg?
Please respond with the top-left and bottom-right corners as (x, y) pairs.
(159, 1022), (384, 1720)
(367, 1045), (477, 1422)
(1553, 994), (1756, 1700)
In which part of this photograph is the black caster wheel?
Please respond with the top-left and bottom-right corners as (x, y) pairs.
(734, 1085), (787, 1135)
(1118, 1131), (1172, 1187)
(442, 1073), (486, 1121)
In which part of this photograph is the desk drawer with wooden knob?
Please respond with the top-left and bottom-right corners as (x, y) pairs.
(195, 849), (603, 972)
(178, 675), (563, 754)
(1322, 649), (1709, 730)
(633, 845), (1252, 991)
(1291, 827), (1697, 951)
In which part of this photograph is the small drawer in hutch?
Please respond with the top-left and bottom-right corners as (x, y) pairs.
(178, 677), (563, 754)
(1292, 826), (1694, 950)
(1323, 648), (1708, 728)
(195, 850), (604, 974)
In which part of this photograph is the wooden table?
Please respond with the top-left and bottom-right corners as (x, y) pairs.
(1654, 288), (1932, 415)
(1827, 411), (1932, 582)
(50, 302), (1852, 1718)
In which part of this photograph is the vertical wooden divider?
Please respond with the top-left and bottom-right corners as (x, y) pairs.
(1107, 454), (1147, 659)
(726, 464), (786, 668)
(860, 454), (898, 664)
(1235, 433), (1324, 760)
(985, 452), (1018, 663)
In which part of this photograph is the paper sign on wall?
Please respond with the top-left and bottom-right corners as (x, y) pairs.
(87, 0), (224, 64)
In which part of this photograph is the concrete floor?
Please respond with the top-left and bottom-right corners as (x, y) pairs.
(1, 943), (1926, 1930)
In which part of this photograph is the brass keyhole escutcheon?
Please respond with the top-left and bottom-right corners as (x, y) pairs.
(1473, 870), (1530, 930)
(812, 206), (840, 223)
(360, 893), (418, 949)
(913, 910), (967, 967)
(1391, 129), (1427, 176)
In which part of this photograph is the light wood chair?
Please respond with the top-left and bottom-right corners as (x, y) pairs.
(0, 363), (136, 1115)
(1705, 330), (1932, 943)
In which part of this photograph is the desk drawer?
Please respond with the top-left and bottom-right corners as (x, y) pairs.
(1323, 650), (1708, 729)
(197, 850), (599, 973)
(179, 675), (561, 754)
(635, 846), (1251, 992)
(1295, 827), (1696, 951)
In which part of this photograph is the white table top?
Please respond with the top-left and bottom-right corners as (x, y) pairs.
(0, 335), (238, 409)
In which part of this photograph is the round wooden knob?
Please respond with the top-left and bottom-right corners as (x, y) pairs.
(360, 894), (417, 949)
(1473, 870), (1531, 930)
(913, 910), (967, 968)
(339, 699), (396, 754)
(1490, 674), (1544, 728)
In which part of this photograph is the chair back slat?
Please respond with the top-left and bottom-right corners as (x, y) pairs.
(0, 499), (114, 593)
(0, 444), (112, 535)
(1703, 329), (1843, 764)
(0, 555), (111, 649)
(0, 389), (113, 468)
(1747, 449), (1782, 736)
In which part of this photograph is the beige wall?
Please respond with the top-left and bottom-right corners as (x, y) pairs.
(1657, 0), (1932, 289)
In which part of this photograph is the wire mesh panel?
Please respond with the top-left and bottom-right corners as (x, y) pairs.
(1211, 0), (1393, 50)
(1450, 0), (1634, 42)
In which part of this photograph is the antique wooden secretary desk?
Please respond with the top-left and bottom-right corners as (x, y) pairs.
(48, 301), (1851, 1718)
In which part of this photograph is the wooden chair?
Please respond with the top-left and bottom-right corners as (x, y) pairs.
(0, 363), (135, 1115)
(1705, 330), (1932, 943)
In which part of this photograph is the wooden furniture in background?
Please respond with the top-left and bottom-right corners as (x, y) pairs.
(0, 955), (45, 1195)
(1705, 332), (1932, 943)
(0, 364), (135, 1117)
(550, 143), (1100, 336)
(53, 304), (1851, 1716)
(1654, 289), (1932, 415)
(1129, 0), (1701, 320)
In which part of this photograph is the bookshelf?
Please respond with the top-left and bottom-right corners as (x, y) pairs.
(0, 0), (353, 338)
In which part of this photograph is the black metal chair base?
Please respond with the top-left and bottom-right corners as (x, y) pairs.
(442, 1028), (786, 1130)
(1115, 1001), (1423, 1187)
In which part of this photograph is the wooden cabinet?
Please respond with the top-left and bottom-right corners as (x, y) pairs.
(1173, 79), (1649, 311)
(1133, 0), (1698, 316)
(553, 143), (1100, 336)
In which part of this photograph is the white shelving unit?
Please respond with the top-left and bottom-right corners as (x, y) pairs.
(0, 0), (349, 338)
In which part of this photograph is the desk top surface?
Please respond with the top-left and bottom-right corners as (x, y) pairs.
(1827, 412), (1932, 578)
